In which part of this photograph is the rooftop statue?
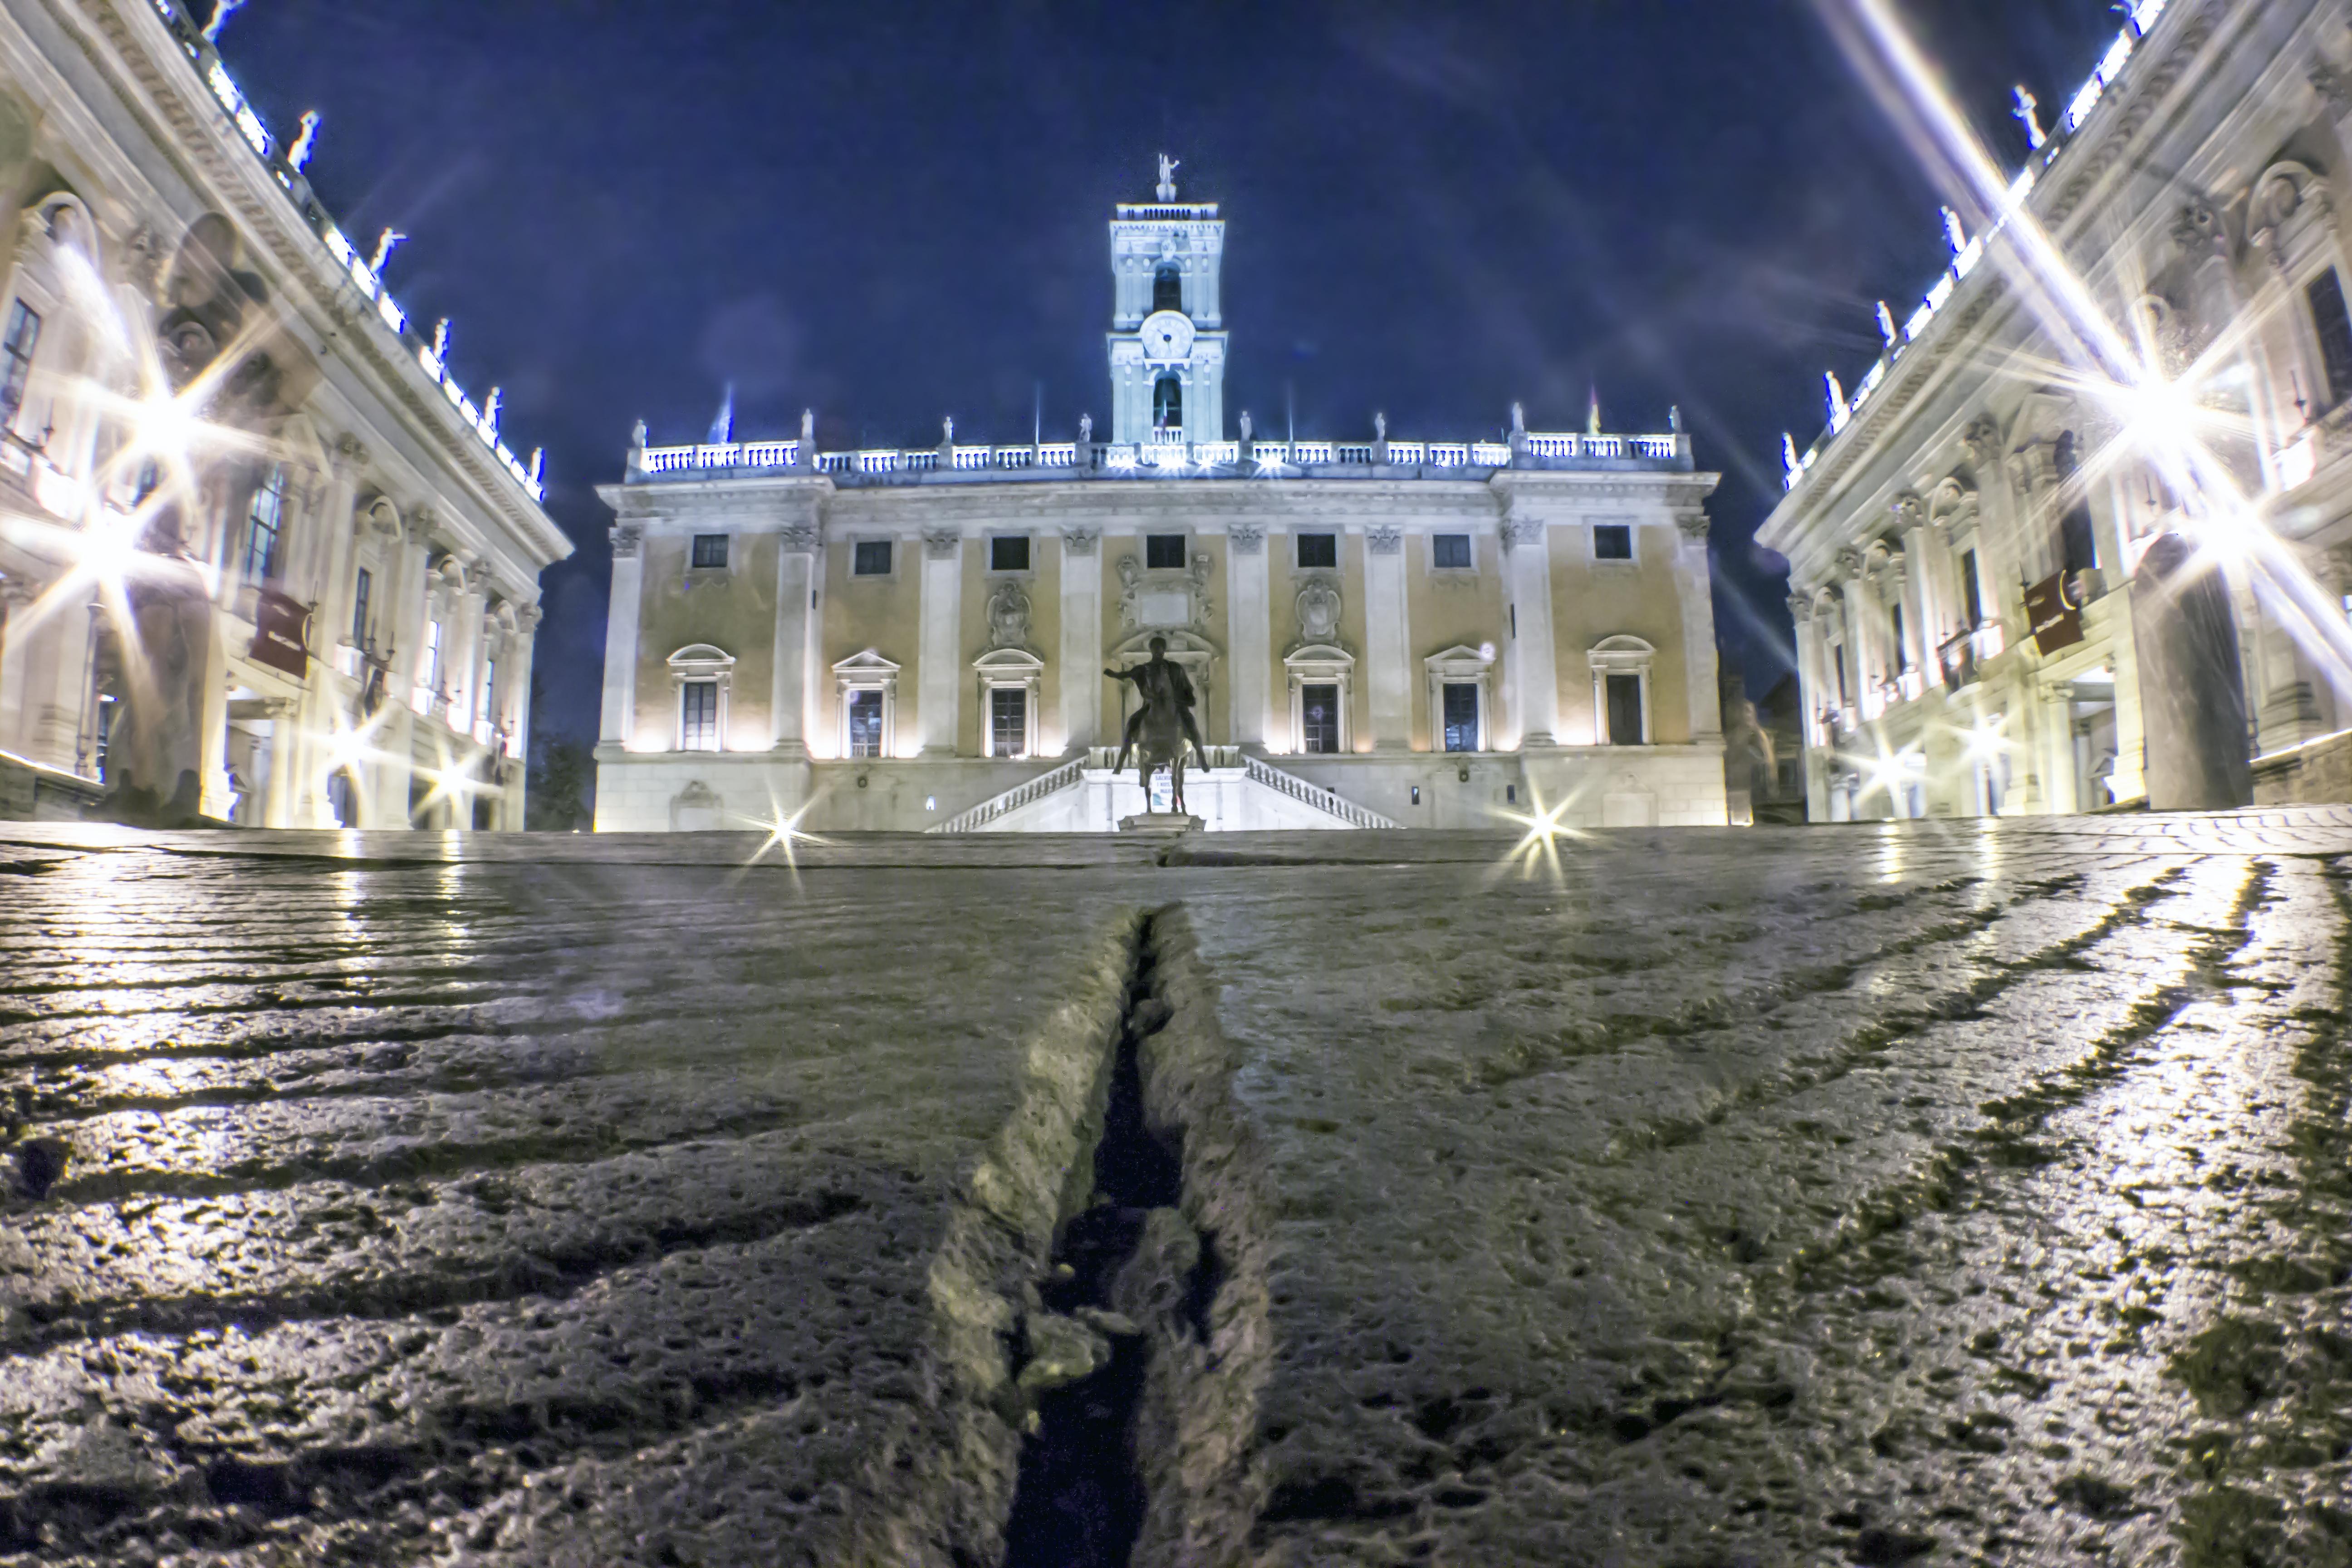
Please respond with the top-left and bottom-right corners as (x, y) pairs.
(1156, 153), (1180, 201)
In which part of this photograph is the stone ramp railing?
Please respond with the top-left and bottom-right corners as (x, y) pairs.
(927, 759), (1085, 833)
(927, 749), (1402, 833)
(1241, 755), (1403, 830)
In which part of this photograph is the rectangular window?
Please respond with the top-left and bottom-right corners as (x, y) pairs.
(1605, 673), (1645, 745)
(1593, 523), (1633, 560)
(989, 686), (1027, 757)
(1441, 681), (1480, 751)
(1432, 533), (1473, 570)
(853, 539), (892, 576)
(1296, 532), (1337, 570)
(480, 660), (497, 726)
(1889, 603), (1907, 673)
(351, 566), (372, 648)
(424, 618), (443, 691)
(691, 533), (729, 569)
(990, 535), (1030, 573)
(1833, 643), (1850, 706)
(1301, 682), (1341, 753)
(0, 300), (40, 427)
(1145, 533), (1187, 569)
(1960, 548), (1984, 627)
(847, 689), (885, 757)
(2309, 268), (2352, 407)
(243, 466), (286, 581)
(681, 679), (720, 751)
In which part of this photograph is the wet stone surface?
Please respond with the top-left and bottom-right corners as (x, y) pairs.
(1, 813), (2349, 1566)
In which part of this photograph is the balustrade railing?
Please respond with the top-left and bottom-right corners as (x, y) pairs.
(1242, 755), (1404, 829)
(637, 429), (1683, 481)
(927, 757), (1086, 833)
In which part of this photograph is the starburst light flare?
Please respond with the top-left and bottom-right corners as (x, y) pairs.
(1818, 0), (2352, 703)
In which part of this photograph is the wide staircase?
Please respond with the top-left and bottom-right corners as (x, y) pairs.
(929, 748), (1399, 833)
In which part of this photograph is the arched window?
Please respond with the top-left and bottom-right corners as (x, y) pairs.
(1152, 373), (1183, 432)
(1152, 264), (1182, 313)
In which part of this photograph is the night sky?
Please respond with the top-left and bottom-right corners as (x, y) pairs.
(219, 0), (2125, 750)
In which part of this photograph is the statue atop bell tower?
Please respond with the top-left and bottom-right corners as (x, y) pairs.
(1107, 155), (1227, 446)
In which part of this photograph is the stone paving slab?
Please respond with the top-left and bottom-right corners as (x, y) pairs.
(1, 814), (2348, 1566)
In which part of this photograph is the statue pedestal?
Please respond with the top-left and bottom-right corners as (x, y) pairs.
(1119, 812), (1204, 834)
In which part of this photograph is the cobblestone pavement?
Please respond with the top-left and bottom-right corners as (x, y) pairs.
(1, 813), (2349, 1566)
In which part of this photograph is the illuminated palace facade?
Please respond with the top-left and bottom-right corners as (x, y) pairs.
(594, 169), (1726, 833)
(0, 0), (568, 828)
(1763, 0), (2352, 820)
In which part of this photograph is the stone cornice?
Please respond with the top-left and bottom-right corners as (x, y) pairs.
(59, 0), (569, 567)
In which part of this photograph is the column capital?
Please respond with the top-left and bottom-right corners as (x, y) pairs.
(780, 525), (818, 554)
(1367, 526), (1403, 555)
(1499, 518), (1544, 551)
(610, 524), (643, 560)
(1228, 523), (1264, 555)
(923, 530), (962, 560)
(1061, 527), (1099, 557)
(330, 432), (371, 476)
(1673, 510), (1709, 542)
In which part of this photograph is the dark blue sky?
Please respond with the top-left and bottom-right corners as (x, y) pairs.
(220, 0), (2122, 748)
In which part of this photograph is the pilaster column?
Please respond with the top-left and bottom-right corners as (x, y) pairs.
(1363, 525), (1411, 748)
(1500, 510), (1557, 747)
(1788, 593), (1830, 821)
(601, 524), (643, 748)
(1059, 527), (1102, 752)
(508, 605), (542, 761)
(0, 575), (40, 757)
(291, 437), (367, 824)
(1225, 524), (1268, 748)
(258, 696), (298, 826)
(1672, 510), (1721, 741)
(772, 523), (817, 755)
(918, 530), (963, 755)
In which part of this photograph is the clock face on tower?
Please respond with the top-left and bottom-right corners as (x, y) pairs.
(1139, 309), (1196, 363)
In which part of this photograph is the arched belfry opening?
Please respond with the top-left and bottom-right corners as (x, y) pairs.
(1152, 263), (1183, 314)
(1152, 372), (1183, 434)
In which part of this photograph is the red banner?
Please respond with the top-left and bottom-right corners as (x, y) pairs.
(250, 588), (311, 678)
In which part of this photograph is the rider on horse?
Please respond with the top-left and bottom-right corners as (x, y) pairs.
(1107, 636), (1204, 770)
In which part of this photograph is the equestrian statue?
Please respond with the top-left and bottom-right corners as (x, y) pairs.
(1107, 636), (1205, 816)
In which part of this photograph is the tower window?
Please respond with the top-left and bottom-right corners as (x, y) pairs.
(1146, 534), (1187, 569)
(680, 680), (720, 751)
(1296, 533), (1337, 569)
(1605, 674), (1645, 745)
(1153, 263), (1182, 314)
(691, 533), (729, 569)
(1594, 524), (1633, 560)
(1441, 682), (1480, 751)
(1152, 373), (1183, 431)
(2308, 268), (2352, 407)
(0, 301), (40, 428)
(847, 689), (885, 757)
(243, 466), (286, 581)
(990, 687), (1028, 758)
(1301, 683), (1341, 754)
(853, 539), (892, 576)
(351, 567), (372, 648)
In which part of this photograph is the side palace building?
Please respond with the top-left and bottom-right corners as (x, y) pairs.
(0, 0), (569, 828)
(1762, 0), (2352, 820)
(596, 167), (1727, 833)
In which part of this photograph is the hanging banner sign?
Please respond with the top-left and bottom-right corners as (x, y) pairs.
(2024, 571), (2083, 656)
(250, 588), (312, 678)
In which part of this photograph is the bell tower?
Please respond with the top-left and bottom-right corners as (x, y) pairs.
(1107, 155), (1227, 446)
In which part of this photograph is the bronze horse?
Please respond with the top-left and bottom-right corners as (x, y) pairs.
(1107, 637), (1202, 816)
